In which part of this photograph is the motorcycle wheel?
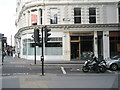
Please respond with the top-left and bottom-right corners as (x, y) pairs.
(98, 66), (106, 73)
(82, 66), (89, 73)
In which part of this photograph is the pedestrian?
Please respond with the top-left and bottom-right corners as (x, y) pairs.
(12, 47), (15, 58)
(7, 47), (10, 56)
(2, 50), (6, 60)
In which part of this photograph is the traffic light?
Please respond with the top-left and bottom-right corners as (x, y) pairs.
(34, 29), (41, 43)
(44, 26), (51, 44)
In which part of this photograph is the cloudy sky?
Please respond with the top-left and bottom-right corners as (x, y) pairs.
(0, 0), (16, 46)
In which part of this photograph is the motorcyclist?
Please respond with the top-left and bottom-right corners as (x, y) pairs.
(91, 53), (99, 72)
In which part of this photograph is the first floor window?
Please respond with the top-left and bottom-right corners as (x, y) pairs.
(74, 8), (81, 24)
(89, 8), (96, 23)
(31, 9), (38, 25)
(50, 8), (58, 24)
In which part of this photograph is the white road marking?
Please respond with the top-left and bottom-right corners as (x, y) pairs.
(13, 73), (29, 75)
(15, 66), (25, 67)
(2, 73), (29, 76)
(61, 67), (66, 74)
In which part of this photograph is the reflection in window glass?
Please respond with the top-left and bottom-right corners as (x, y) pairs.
(50, 8), (58, 24)
(45, 42), (62, 55)
(28, 43), (42, 55)
(22, 38), (63, 56)
(22, 39), (27, 55)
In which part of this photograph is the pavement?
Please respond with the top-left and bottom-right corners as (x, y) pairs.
(3, 56), (85, 65)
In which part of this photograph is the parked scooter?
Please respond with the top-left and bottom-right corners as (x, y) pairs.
(82, 59), (107, 73)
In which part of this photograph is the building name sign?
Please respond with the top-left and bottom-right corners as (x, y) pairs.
(63, 18), (70, 21)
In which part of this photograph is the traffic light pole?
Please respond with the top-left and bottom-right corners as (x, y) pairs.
(2, 39), (4, 65)
(34, 42), (36, 64)
(34, 29), (40, 65)
(41, 27), (44, 76)
(40, 26), (51, 76)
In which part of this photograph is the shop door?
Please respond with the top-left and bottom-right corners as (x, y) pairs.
(71, 42), (80, 60)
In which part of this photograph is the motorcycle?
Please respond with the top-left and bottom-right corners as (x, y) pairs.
(82, 59), (107, 73)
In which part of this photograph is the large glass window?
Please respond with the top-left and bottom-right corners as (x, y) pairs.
(22, 39), (27, 55)
(89, 8), (96, 23)
(23, 38), (42, 55)
(28, 43), (41, 55)
(45, 42), (62, 55)
(110, 31), (120, 57)
(50, 8), (58, 24)
(74, 8), (81, 24)
(23, 37), (62, 56)
(80, 36), (93, 53)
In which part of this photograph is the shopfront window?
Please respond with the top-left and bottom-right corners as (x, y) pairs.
(80, 36), (93, 55)
(45, 42), (62, 55)
(70, 35), (94, 60)
(28, 43), (41, 55)
(110, 31), (120, 57)
(22, 38), (41, 55)
(23, 37), (62, 56)
(22, 39), (27, 55)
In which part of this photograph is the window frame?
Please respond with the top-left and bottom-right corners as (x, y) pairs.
(50, 8), (58, 24)
(74, 8), (81, 24)
(89, 8), (96, 23)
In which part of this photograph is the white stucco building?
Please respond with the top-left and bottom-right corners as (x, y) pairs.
(15, 0), (120, 61)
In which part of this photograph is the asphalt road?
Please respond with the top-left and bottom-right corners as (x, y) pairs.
(1, 56), (120, 89)
(2, 60), (120, 76)
(2, 72), (120, 89)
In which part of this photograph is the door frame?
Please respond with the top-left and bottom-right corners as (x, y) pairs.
(70, 36), (81, 60)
